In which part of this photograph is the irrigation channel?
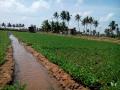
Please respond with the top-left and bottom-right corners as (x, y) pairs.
(9, 34), (63, 90)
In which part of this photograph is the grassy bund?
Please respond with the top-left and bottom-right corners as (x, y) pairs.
(0, 31), (10, 65)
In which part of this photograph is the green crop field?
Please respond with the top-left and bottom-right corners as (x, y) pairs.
(14, 32), (120, 90)
(0, 31), (10, 65)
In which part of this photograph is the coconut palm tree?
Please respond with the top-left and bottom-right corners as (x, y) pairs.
(84, 16), (89, 34)
(93, 20), (99, 32)
(53, 12), (59, 22)
(89, 16), (94, 31)
(109, 21), (116, 32)
(66, 11), (71, 27)
(75, 14), (81, 32)
(60, 11), (67, 22)
(82, 18), (86, 33)
(60, 11), (67, 31)
(115, 24), (120, 37)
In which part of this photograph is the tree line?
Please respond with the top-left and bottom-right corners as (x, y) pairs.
(0, 22), (25, 29)
(41, 10), (120, 38)
(0, 10), (120, 38)
(41, 10), (99, 36)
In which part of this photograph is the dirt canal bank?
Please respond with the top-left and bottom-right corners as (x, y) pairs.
(10, 34), (63, 90)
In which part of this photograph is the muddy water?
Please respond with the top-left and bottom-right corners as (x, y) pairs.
(10, 35), (63, 90)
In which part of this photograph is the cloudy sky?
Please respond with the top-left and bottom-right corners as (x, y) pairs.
(0, 0), (120, 33)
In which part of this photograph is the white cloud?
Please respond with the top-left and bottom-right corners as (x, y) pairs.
(99, 13), (114, 22)
(30, 0), (50, 12)
(56, 0), (63, 3)
(73, 11), (92, 17)
(77, 0), (84, 4)
(0, 0), (50, 13)
(75, 0), (84, 7)
(82, 11), (92, 16)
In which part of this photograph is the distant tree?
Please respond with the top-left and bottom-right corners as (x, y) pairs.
(7, 22), (12, 28)
(54, 12), (59, 22)
(116, 27), (120, 37)
(66, 11), (71, 27)
(16, 24), (19, 29)
(93, 20), (99, 36)
(41, 20), (51, 32)
(55, 21), (60, 32)
(50, 21), (60, 33)
(12, 24), (16, 29)
(82, 18), (86, 33)
(105, 21), (119, 37)
(116, 24), (119, 37)
(89, 16), (94, 31)
(105, 28), (110, 37)
(2, 22), (6, 28)
(29, 25), (36, 33)
(86, 29), (89, 35)
(60, 11), (67, 31)
(109, 21), (116, 36)
(22, 24), (25, 28)
(116, 24), (120, 37)
(50, 21), (55, 32)
(60, 11), (67, 23)
(109, 21), (116, 31)
(97, 32), (100, 37)
(19, 24), (22, 27)
(84, 16), (89, 34)
(93, 20), (99, 31)
(60, 21), (68, 32)
(75, 14), (81, 32)
(93, 30), (96, 36)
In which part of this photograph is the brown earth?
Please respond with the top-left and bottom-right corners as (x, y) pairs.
(0, 47), (14, 89)
(24, 44), (89, 90)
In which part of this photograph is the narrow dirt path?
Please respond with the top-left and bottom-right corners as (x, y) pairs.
(10, 34), (63, 90)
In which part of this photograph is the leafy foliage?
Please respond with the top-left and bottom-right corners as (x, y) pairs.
(2, 82), (26, 90)
(41, 20), (68, 33)
(28, 25), (36, 33)
(105, 21), (120, 37)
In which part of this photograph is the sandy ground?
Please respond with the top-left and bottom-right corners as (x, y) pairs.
(0, 47), (14, 89)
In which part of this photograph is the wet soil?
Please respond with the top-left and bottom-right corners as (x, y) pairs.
(10, 35), (63, 90)
(0, 47), (14, 89)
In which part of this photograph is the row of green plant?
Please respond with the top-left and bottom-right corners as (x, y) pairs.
(2, 82), (26, 90)
(0, 31), (10, 65)
(14, 32), (120, 90)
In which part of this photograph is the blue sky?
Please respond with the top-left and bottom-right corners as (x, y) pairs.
(0, 0), (120, 33)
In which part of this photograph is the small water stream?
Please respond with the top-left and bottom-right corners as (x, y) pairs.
(9, 34), (63, 90)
